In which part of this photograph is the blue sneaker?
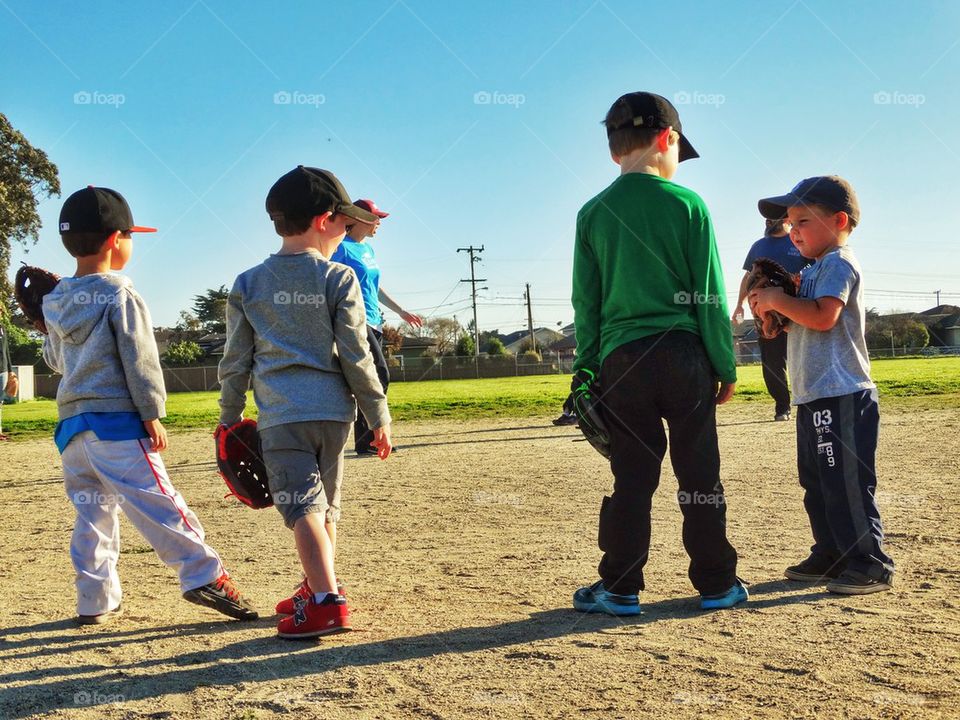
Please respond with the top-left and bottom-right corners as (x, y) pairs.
(700, 579), (748, 610)
(573, 580), (641, 616)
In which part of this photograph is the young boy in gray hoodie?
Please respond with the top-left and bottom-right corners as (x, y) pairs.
(43, 186), (257, 624)
(218, 166), (391, 639)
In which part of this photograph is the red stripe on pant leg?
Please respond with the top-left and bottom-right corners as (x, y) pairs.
(137, 439), (224, 576)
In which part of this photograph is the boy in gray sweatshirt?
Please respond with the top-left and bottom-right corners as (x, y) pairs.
(218, 166), (391, 639)
(43, 186), (257, 624)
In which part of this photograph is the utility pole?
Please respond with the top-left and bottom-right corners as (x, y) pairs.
(935, 289), (942, 307)
(525, 283), (536, 353)
(458, 245), (486, 356)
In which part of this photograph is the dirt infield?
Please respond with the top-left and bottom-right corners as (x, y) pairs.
(1, 400), (958, 719)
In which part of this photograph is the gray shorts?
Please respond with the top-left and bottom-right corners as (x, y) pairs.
(259, 420), (351, 529)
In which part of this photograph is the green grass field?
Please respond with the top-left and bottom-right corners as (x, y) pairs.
(3, 356), (959, 439)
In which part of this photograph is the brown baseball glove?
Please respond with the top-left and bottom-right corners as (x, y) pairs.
(14, 263), (60, 335)
(746, 257), (800, 339)
(215, 419), (272, 509)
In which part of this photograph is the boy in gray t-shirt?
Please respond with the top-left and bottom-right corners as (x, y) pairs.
(750, 176), (894, 596)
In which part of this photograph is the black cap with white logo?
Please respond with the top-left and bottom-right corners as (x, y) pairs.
(59, 186), (156, 235)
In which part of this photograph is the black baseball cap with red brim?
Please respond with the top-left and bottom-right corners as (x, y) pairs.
(606, 92), (699, 162)
(59, 186), (157, 234)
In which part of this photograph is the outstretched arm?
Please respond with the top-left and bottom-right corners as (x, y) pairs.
(378, 287), (422, 328)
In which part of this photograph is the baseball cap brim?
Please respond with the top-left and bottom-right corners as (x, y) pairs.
(129, 225), (158, 233)
(758, 194), (800, 219)
(335, 203), (378, 223)
(678, 134), (699, 162)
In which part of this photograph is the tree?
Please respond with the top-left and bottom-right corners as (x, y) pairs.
(162, 340), (204, 367)
(865, 312), (930, 350)
(381, 324), (404, 356)
(422, 317), (461, 356)
(455, 333), (475, 357)
(191, 286), (229, 333)
(486, 337), (507, 356)
(1, 318), (42, 367)
(1, 113), (61, 304)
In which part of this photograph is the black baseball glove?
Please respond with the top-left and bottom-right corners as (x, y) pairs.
(571, 369), (610, 459)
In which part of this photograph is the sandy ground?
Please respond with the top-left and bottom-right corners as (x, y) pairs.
(0, 400), (958, 719)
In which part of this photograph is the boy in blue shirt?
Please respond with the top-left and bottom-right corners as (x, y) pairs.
(331, 199), (421, 455)
(751, 176), (894, 594)
(733, 217), (812, 420)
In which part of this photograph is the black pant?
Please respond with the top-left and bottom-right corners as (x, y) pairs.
(796, 389), (893, 580)
(597, 331), (738, 595)
(758, 333), (790, 416)
(354, 326), (390, 453)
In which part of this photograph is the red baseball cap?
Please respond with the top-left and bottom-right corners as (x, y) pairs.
(353, 198), (389, 219)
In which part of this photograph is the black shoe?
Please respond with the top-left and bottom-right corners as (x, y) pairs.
(355, 447), (377, 456)
(183, 574), (258, 620)
(552, 414), (579, 426)
(827, 569), (893, 595)
(784, 555), (844, 582)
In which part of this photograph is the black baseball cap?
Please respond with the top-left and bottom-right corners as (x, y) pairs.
(758, 176), (860, 225)
(59, 186), (157, 235)
(605, 92), (699, 162)
(266, 166), (378, 224)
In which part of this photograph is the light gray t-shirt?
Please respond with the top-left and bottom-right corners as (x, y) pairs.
(787, 246), (875, 405)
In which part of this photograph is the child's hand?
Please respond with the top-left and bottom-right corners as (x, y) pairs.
(715, 382), (736, 405)
(143, 419), (168, 452)
(749, 286), (784, 315)
(371, 426), (392, 459)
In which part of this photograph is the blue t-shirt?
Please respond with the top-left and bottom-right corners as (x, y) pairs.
(787, 246), (875, 405)
(743, 234), (810, 275)
(331, 237), (382, 328)
(54, 412), (148, 453)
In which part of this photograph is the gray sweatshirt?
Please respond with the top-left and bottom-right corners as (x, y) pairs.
(218, 250), (390, 431)
(42, 274), (166, 421)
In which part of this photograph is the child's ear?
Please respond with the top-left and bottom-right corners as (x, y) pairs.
(835, 212), (850, 231)
(313, 212), (332, 232)
(656, 128), (672, 153)
(610, 150), (622, 166)
(108, 230), (122, 249)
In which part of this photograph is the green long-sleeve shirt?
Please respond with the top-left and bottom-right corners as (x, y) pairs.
(571, 173), (737, 384)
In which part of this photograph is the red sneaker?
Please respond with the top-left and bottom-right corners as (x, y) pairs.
(277, 593), (351, 639)
(275, 578), (345, 615)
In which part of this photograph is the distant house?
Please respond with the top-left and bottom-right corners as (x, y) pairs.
(734, 322), (761, 362)
(393, 335), (438, 361)
(916, 305), (960, 347)
(197, 333), (227, 358)
(502, 327), (564, 354)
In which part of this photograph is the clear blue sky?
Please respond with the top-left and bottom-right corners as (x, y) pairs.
(4, 0), (959, 334)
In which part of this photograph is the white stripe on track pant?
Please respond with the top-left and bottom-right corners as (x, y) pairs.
(62, 431), (224, 616)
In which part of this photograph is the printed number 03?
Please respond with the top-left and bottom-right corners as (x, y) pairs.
(813, 409), (833, 427)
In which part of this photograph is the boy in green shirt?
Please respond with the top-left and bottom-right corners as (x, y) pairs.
(571, 92), (745, 614)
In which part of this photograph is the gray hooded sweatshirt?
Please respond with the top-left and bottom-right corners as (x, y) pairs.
(218, 250), (390, 432)
(42, 274), (166, 421)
